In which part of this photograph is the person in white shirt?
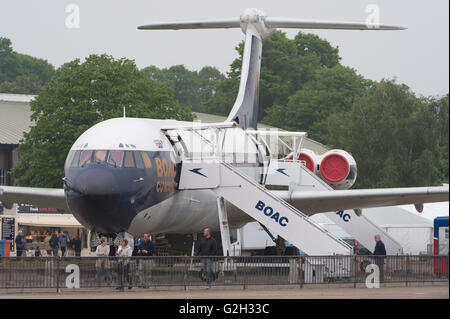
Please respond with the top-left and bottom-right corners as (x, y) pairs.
(116, 238), (133, 289)
(116, 238), (133, 257)
(95, 237), (112, 288)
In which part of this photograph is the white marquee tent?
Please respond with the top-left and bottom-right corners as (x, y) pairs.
(312, 202), (449, 255)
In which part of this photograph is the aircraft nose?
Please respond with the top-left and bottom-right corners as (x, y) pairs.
(65, 166), (133, 233)
(76, 166), (120, 195)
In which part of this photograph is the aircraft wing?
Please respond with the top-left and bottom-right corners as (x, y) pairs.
(273, 186), (449, 215)
(1, 184), (448, 216)
(0, 186), (68, 211)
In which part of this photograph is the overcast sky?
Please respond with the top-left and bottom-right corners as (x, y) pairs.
(1, 0), (448, 97)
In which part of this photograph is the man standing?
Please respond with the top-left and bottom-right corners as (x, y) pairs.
(137, 233), (156, 288)
(373, 234), (387, 283)
(59, 231), (70, 256)
(195, 228), (217, 289)
(50, 231), (59, 257)
(15, 230), (25, 257)
(72, 236), (82, 257)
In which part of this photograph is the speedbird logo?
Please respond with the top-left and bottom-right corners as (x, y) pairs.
(276, 168), (289, 177)
(189, 168), (207, 178)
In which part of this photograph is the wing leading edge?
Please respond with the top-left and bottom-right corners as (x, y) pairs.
(0, 186), (68, 211)
(273, 186), (449, 215)
(1, 185), (448, 217)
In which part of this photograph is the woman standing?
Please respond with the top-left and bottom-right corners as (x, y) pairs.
(116, 238), (133, 290)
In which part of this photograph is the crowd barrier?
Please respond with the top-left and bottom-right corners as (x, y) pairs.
(0, 255), (448, 290)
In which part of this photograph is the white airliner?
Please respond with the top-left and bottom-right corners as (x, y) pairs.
(1, 8), (448, 255)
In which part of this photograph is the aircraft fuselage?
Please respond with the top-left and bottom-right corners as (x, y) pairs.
(64, 117), (258, 235)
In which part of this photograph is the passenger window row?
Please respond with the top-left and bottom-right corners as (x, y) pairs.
(65, 150), (154, 169)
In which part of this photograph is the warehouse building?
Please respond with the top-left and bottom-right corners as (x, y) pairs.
(0, 93), (34, 187)
(0, 93), (91, 255)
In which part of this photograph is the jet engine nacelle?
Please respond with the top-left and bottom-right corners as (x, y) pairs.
(286, 149), (319, 174)
(318, 149), (357, 190)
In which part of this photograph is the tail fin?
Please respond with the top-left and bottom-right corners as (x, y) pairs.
(226, 27), (262, 130)
(138, 8), (405, 130)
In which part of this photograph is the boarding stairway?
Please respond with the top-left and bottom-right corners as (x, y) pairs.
(177, 159), (353, 256)
(162, 123), (402, 256)
(264, 147), (404, 255)
(161, 123), (352, 255)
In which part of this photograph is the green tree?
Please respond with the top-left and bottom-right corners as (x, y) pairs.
(428, 94), (449, 183)
(263, 65), (370, 140)
(0, 38), (17, 83)
(197, 66), (225, 108)
(141, 64), (225, 113)
(15, 52), (54, 84)
(204, 31), (341, 119)
(202, 77), (239, 116)
(0, 74), (45, 94)
(0, 37), (55, 94)
(325, 80), (446, 188)
(11, 54), (193, 188)
(294, 32), (340, 68)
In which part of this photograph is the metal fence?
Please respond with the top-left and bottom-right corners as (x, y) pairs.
(0, 255), (448, 290)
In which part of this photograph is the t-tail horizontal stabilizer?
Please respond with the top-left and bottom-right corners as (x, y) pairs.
(138, 8), (406, 130)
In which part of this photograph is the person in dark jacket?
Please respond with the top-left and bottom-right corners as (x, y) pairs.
(34, 246), (42, 257)
(72, 236), (82, 256)
(49, 231), (59, 257)
(15, 231), (25, 257)
(137, 233), (156, 287)
(373, 235), (387, 255)
(195, 228), (217, 289)
(137, 233), (156, 256)
(373, 234), (387, 283)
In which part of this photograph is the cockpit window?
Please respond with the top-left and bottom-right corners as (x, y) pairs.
(70, 151), (81, 167)
(124, 151), (135, 168)
(94, 150), (107, 163)
(65, 151), (75, 168)
(141, 151), (152, 168)
(67, 150), (154, 169)
(107, 150), (124, 167)
(79, 150), (93, 167)
(134, 152), (145, 169)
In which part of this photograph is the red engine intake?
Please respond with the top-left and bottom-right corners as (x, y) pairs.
(319, 150), (357, 190)
(320, 153), (349, 183)
(286, 149), (318, 173)
(284, 148), (357, 189)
